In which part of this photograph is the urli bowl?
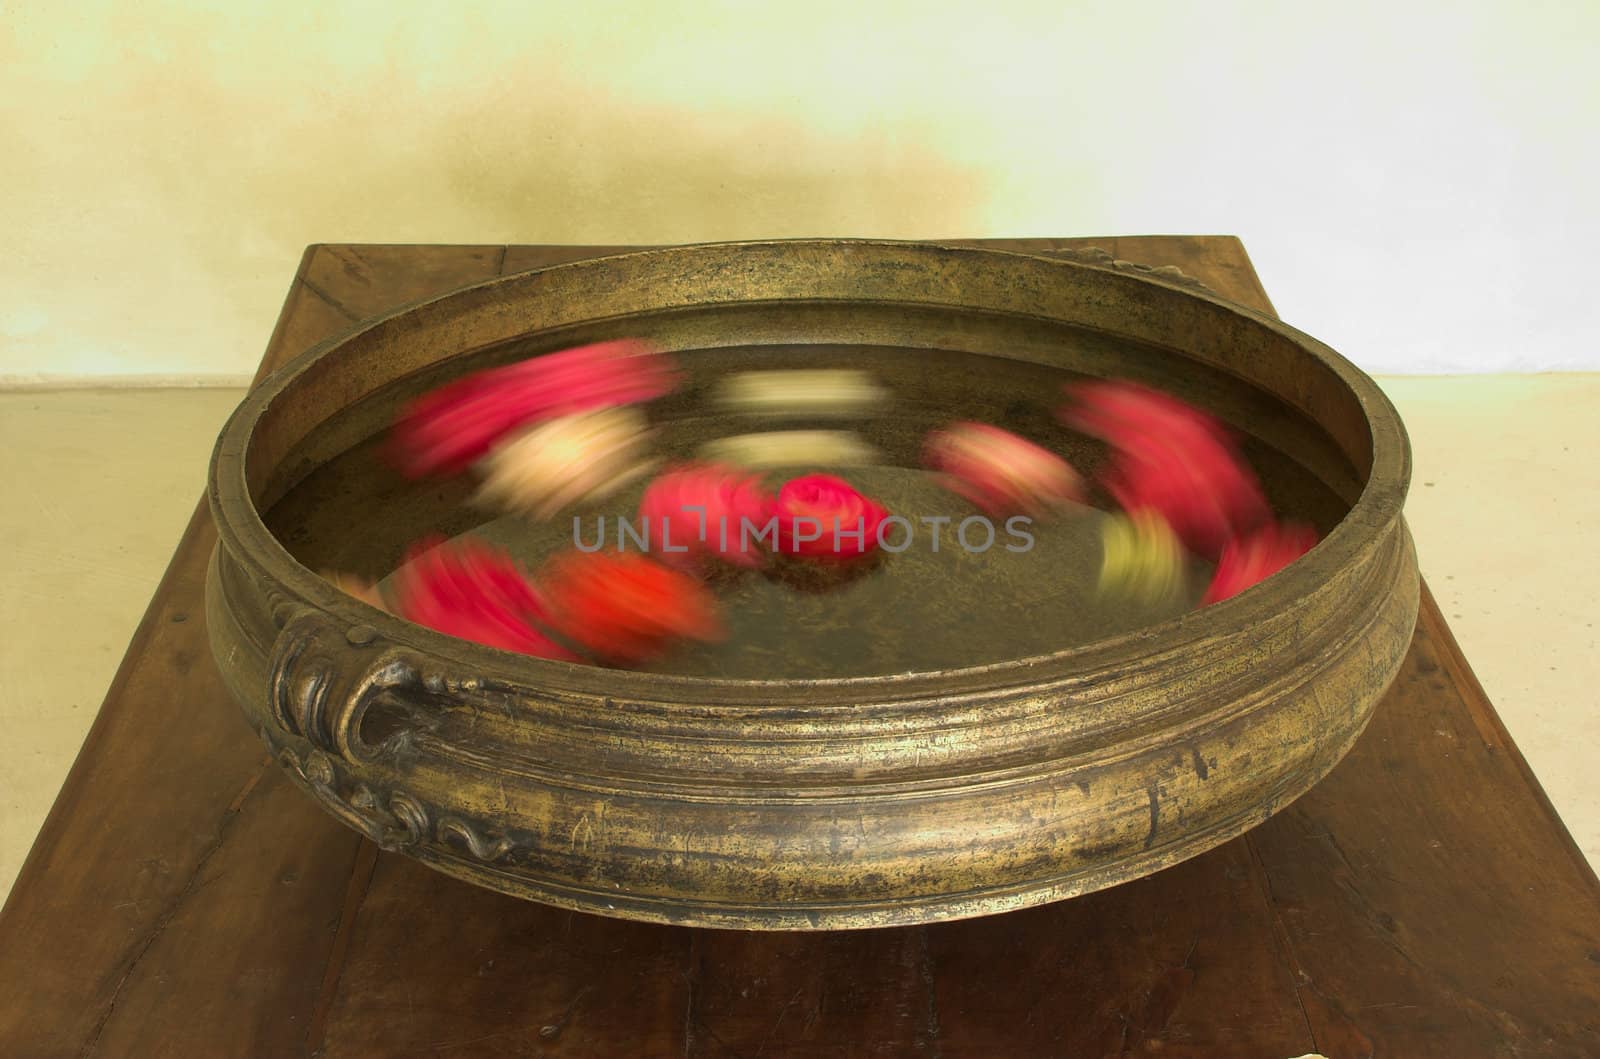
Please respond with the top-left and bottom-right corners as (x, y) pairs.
(206, 240), (1418, 930)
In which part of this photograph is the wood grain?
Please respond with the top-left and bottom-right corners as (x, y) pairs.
(1243, 586), (1600, 1056)
(301, 244), (505, 324)
(2, 238), (1596, 1059)
(315, 855), (692, 1058)
(254, 246), (359, 387)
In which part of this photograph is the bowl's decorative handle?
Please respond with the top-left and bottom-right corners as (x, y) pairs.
(266, 606), (430, 765)
(263, 606), (518, 862)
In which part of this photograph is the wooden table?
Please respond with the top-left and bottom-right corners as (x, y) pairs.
(3, 238), (1597, 1058)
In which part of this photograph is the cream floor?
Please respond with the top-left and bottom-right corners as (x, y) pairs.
(2, 379), (1597, 903)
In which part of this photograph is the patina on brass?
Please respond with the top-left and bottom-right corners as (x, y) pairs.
(206, 240), (1417, 930)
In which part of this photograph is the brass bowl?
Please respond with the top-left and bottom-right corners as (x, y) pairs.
(206, 240), (1417, 929)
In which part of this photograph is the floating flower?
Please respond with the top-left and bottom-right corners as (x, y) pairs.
(771, 473), (890, 560)
(1061, 380), (1268, 558)
(389, 537), (572, 658)
(390, 339), (679, 478)
(473, 407), (657, 520)
(541, 552), (724, 664)
(923, 421), (1085, 518)
(637, 463), (774, 569)
(1101, 453), (1267, 562)
(714, 369), (888, 416)
(1201, 521), (1319, 605)
(1062, 379), (1233, 453)
(699, 430), (879, 469)
(1098, 509), (1189, 607)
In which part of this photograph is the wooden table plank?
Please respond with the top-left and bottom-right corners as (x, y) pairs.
(300, 244), (506, 325)
(683, 926), (937, 1056)
(84, 772), (367, 1057)
(3, 238), (1596, 1059)
(0, 250), (387, 1055)
(925, 842), (1315, 1056)
(256, 247), (360, 386)
(315, 854), (692, 1058)
(1243, 586), (1600, 1056)
(0, 507), (300, 1057)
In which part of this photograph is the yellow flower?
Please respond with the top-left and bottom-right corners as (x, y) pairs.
(1099, 509), (1187, 606)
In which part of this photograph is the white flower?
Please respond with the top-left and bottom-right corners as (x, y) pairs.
(473, 407), (656, 520)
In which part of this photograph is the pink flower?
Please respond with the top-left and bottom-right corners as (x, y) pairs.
(637, 463), (774, 568)
(1062, 380), (1233, 453)
(771, 473), (890, 560)
(1201, 521), (1319, 605)
(923, 422), (1085, 517)
(390, 537), (572, 659)
(390, 339), (680, 478)
(1060, 380), (1268, 559)
(541, 552), (725, 665)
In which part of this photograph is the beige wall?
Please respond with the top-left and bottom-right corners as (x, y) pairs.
(3, 1), (1596, 380)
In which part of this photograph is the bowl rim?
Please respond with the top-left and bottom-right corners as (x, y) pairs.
(209, 237), (1410, 705)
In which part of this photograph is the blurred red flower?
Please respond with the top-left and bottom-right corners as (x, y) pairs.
(923, 421), (1084, 517)
(390, 339), (679, 477)
(771, 473), (890, 560)
(1061, 380), (1268, 558)
(390, 537), (572, 659)
(637, 462), (774, 568)
(541, 552), (725, 664)
(1201, 521), (1319, 605)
